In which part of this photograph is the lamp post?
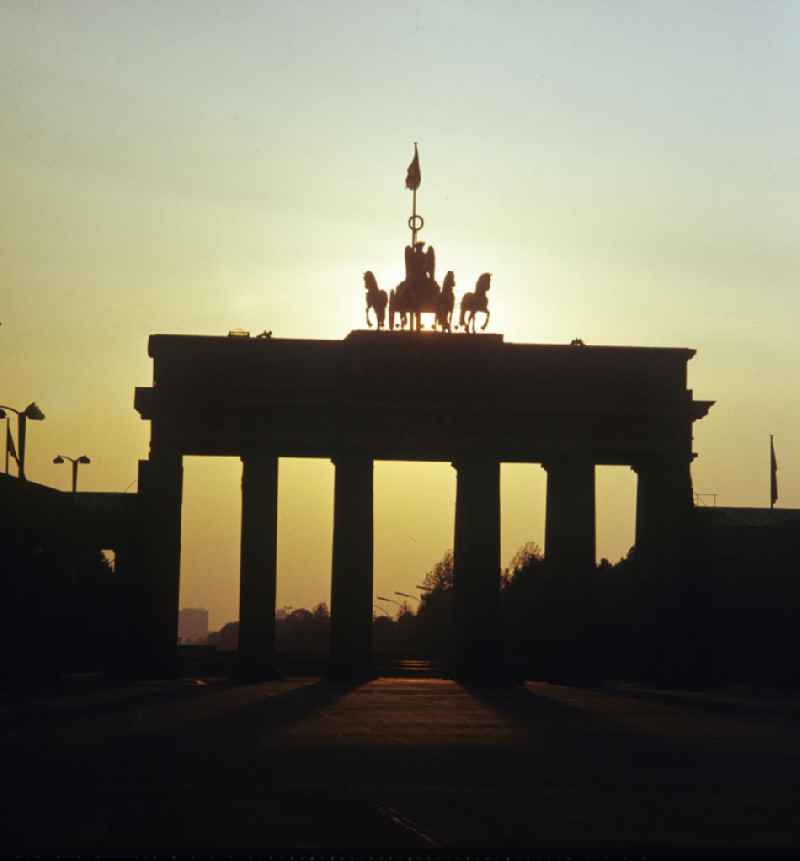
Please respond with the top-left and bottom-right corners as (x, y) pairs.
(377, 595), (407, 618)
(395, 590), (420, 602)
(53, 454), (91, 493)
(0, 402), (45, 480)
(1, 412), (10, 474)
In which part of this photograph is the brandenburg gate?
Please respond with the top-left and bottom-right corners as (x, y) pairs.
(133, 330), (713, 680)
(131, 147), (712, 681)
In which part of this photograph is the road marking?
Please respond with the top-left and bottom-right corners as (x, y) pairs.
(376, 804), (440, 847)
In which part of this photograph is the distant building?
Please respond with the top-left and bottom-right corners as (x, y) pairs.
(178, 607), (209, 644)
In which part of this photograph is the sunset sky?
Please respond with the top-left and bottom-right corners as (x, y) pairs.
(3, 1), (798, 629)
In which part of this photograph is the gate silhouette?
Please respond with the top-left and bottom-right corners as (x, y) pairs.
(133, 330), (713, 681)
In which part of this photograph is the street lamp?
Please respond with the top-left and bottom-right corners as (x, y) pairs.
(0, 402), (45, 480)
(395, 590), (420, 602)
(53, 454), (91, 493)
(377, 595), (409, 619)
(0, 411), (11, 475)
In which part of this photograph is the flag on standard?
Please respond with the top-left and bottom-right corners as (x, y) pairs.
(770, 435), (778, 509)
(405, 143), (421, 191)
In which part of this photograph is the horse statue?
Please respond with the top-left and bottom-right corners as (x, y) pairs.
(436, 271), (455, 333)
(388, 242), (441, 331)
(364, 271), (388, 329)
(457, 273), (491, 333)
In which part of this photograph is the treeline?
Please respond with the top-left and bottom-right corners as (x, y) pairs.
(189, 538), (800, 690)
(5, 532), (798, 691)
(411, 543), (800, 690)
(1, 540), (122, 684)
(208, 604), (332, 654)
(207, 602), (418, 656)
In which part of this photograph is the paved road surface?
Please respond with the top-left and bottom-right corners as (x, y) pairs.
(2, 676), (799, 853)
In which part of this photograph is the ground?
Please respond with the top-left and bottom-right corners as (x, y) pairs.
(2, 669), (800, 855)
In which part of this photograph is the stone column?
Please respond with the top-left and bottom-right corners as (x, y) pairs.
(329, 455), (374, 680)
(136, 453), (183, 677)
(632, 456), (698, 685)
(452, 458), (502, 682)
(237, 453), (280, 680)
(543, 458), (596, 575)
(633, 455), (693, 565)
(633, 463), (650, 554)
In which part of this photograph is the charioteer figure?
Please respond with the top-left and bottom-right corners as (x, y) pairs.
(404, 240), (436, 304)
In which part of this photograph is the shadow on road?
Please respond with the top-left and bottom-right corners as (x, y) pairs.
(1, 677), (367, 852)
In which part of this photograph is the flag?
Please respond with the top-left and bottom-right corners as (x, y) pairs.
(6, 422), (18, 468)
(405, 143), (421, 191)
(770, 435), (778, 508)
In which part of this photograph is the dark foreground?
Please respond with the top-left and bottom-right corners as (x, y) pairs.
(2, 672), (800, 856)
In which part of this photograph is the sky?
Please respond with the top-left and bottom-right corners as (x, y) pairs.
(2, 1), (798, 629)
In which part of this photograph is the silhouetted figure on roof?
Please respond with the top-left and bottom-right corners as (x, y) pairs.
(457, 273), (491, 333)
(405, 241), (435, 286)
(389, 242), (441, 331)
(364, 271), (388, 329)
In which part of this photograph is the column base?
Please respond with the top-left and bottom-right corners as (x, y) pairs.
(109, 655), (182, 681)
(230, 657), (282, 683)
(325, 661), (377, 685)
(449, 660), (524, 688)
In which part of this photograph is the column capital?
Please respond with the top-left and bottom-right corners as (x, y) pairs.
(631, 451), (694, 474)
(541, 453), (594, 474)
(240, 450), (278, 464)
(451, 456), (500, 472)
(148, 436), (183, 461)
(144, 448), (182, 466)
(331, 452), (373, 467)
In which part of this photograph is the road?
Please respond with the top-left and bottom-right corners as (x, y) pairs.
(2, 674), (800, 854)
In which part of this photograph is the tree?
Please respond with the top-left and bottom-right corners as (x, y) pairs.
(415, 549), (455, 659)
(504, 541), (544, 591)
(421, 549), (453, 592)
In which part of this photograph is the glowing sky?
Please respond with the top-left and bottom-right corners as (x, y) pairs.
(3, 2), (798, 629)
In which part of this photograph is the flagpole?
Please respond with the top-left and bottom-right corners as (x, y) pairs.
(770, 434), (779, 511)
(406, 142), (421, 247)
(412, 188), (417, 246)
(411, 139), (418, 247)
